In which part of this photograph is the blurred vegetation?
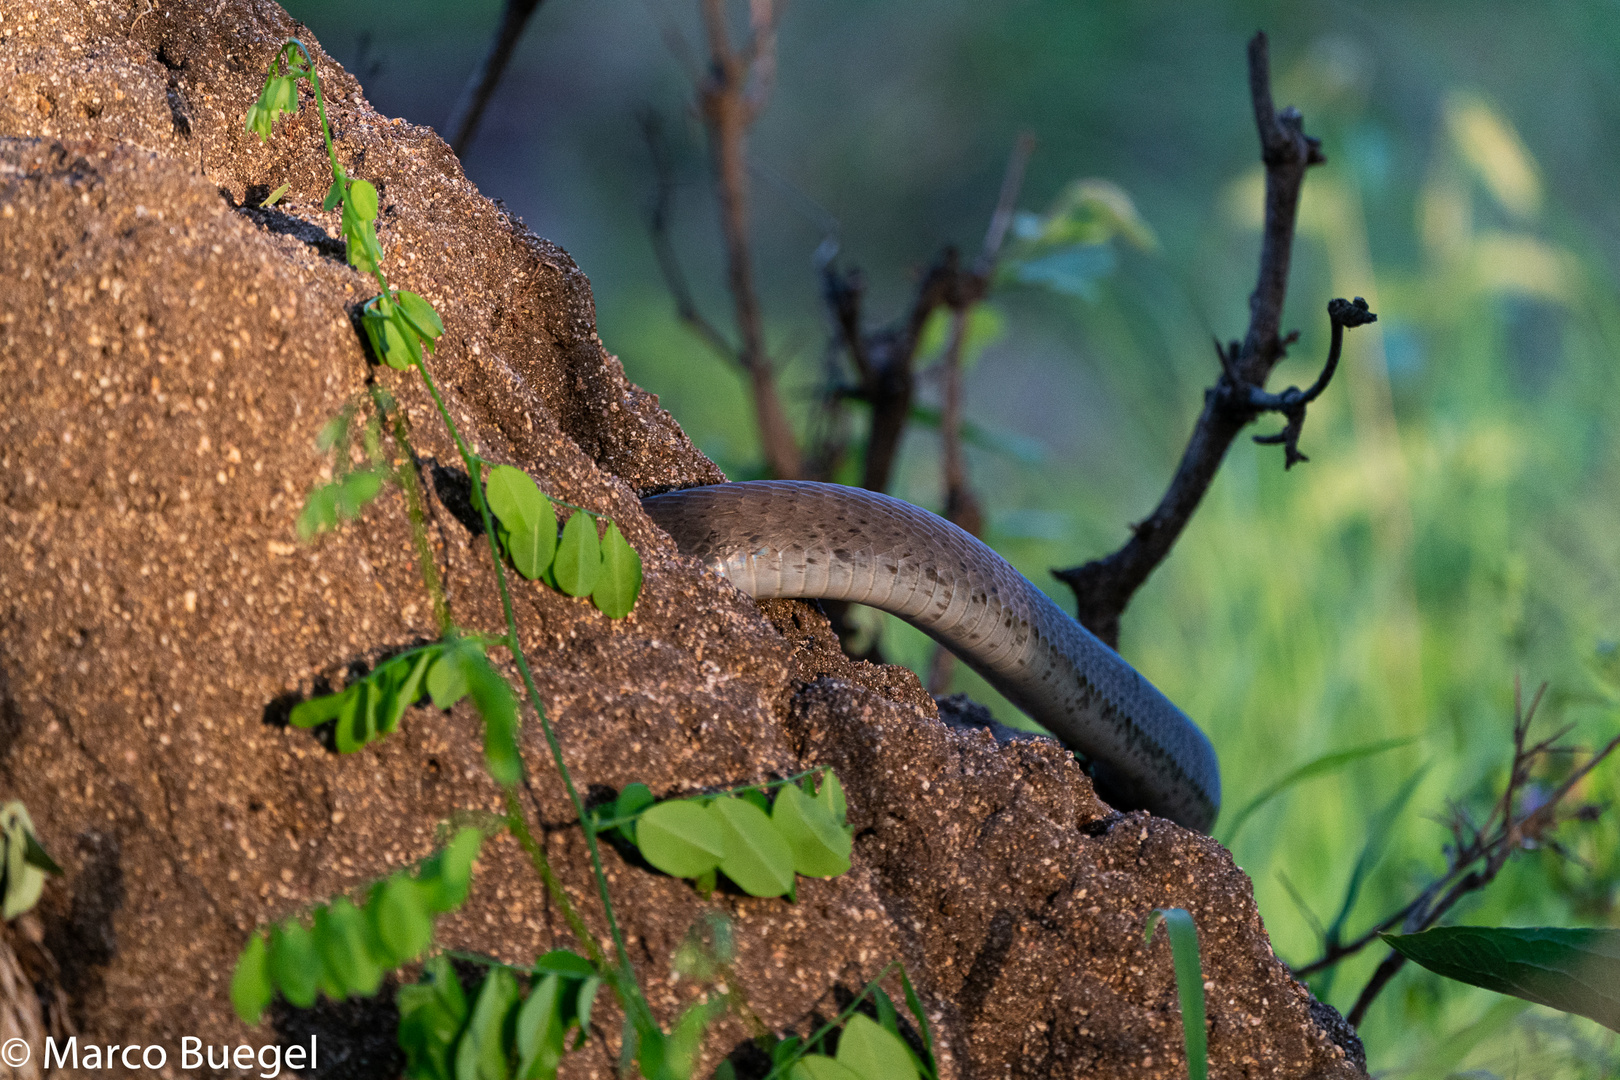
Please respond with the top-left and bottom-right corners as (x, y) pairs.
(281, 0), (1620, 1072)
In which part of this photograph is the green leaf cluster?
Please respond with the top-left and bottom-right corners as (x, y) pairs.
(484, 465), (643, 618)
(289, 638), (522, 785)
(609, 771), (851, 898)
(231, 828), (483, 1025)
(244, 43), (307, 142)
(0, 802), (61, 920)
(1382, 925), (1620, 1032)
(739, 969), (937, 1080)
(998, 178), (1157, 300)
(364, 287), (445, 371)
(297, 404), (393, 541)
(399, 951), (601, 1080)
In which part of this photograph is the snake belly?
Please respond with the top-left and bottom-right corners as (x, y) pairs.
(640, 481), (1220, 832)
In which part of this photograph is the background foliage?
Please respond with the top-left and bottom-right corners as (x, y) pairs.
(279, 0), (1620, 1072)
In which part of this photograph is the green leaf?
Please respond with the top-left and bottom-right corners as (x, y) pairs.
(364, 300), (414, 370)
(259, 182), (292, 209)
(771, 783), (852, 878)
(551, 512), (602, 598)
(231, 932), (275, 1024)
(486, 466), (557, 581)
(788, 1057), (863, 1080)
(348, 178), (380, 221)
(636, 800), (726, 880)
(297, 483), (340, 541)
(323, 174), (346, 212)
(269, 920), (322, 1009)
(872, 987), (899, 1035)
(399, 956), (470, 1080)
(371, 875), (434, 965)
(574, 976), (600, 1048)
(20, 831), (61, 876)
(613, 783), (655, 845)
(711, 797), (796, 898)
(1145, 908), (1207, 1080)
(335, 467), (385, 520)
(515, 973), (566, 1080)
(659, 998), (720, 1080)
(532, 950), (595, 980)
(426, 638), (479, 710)
(814, 770), (848, 828)
(1, 806), (46, 920)
(1381, 926), (1620, 1032)
(462, 650), (523, 787)
(314, 897), (384, 999)
(381, 648), (436, 736)
(396, 290), (445, 348)
(419, 826), (482, 913)
(835, 1014), (917, 1080)
(897, 969), (936, 1075)
(592, 522), (642, 618)
(457, 966), (520, 1080)
(333, 680), (372, 754)
(1218, 736), (1415, 846)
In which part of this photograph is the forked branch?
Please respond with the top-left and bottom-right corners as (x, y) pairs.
(1053, 33), (1372, 650)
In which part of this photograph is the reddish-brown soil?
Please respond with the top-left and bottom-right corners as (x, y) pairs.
(0, 1), (1364, 1076)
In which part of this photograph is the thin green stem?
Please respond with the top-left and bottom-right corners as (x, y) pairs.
(504, 792), (606, 972)
(408, 353), (643, 1012)
(287, 39), (344, 184)
(374, 387), (452, 634)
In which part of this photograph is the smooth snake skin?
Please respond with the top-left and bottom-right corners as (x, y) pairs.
(641, 481), (1220, 832)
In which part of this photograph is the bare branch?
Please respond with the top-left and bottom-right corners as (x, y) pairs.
(979, 131), (1036, 271)
(640, 112), (743, 366)
(697, 0), (801, 478)
(1052, 32), (1349, 649)
(444, 0), (546, 156)
(1282, 682), (1620, 1028)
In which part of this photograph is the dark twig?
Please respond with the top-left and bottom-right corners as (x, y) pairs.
(1285, 679), (1619, 1028)
(1053, 33), (1371, 650)
(444, 0), (546, 156)
(640, 111), (743, 366)
(697, 0), (801, 479)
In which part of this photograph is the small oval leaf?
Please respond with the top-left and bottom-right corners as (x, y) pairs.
(636, 800), (726, 879)
(552, 512), (602, 598)
(835, 1014), (917, 1080)
(231, 932), (274, 1024)
(711, 797), (796, 898)
(591, 522), (642, 618)
(268, 920), (321, 1009)
(347, 178), (379, 220)
(772, 783), (852, 878)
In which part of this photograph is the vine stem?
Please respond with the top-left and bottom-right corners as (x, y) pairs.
(293, 51), (656, 1036)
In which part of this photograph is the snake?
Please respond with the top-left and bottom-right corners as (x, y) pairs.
(640, 480), (1220, 833)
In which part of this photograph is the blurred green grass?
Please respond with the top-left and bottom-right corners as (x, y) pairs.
(282, 1), (1620, 1071)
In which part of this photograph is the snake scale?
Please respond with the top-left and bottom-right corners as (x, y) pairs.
(641, 481), (1220, 833)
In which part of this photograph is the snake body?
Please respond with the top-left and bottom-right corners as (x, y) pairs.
(640, 481), (1220, 832)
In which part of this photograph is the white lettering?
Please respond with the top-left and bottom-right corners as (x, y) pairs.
(311, 1034), (317, 1068)
(82, 1045), (102, 1069)
(122, 1045), (141, 1069)
(208, 1044), (230, 1070)
(182, 1037), (201, 1069)
(143, 1044), (166, 1070)
(234, 1044), (255, 1070)
(285, 1045), (305, 1069)
(43, 1037), (77, 1070)
(257, 1043), (282, 1079)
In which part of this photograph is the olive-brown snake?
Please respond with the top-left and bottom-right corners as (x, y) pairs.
(641, 481), (1220, 832)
